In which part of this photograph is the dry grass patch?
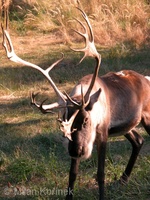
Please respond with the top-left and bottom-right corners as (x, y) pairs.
(1, 0), (149, 47)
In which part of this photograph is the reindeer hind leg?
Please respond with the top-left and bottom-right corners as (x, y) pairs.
(120, 129), (144, 184)
(141, 113), (150, 135)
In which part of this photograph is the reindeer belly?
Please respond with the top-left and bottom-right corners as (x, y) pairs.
(108, 112), (141, 136)
(109, 121), (137, 136)
(108, 94), (142, 136)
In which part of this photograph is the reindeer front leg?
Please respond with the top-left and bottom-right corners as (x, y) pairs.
(96, 131), (108, 200)
(66, 158), (80, 200)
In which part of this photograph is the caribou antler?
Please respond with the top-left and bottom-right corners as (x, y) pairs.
(57, 7), (101, 140)
(1, 6), (101, 141)
(72, 7), (101, 103)
(58, 109), (79, 141)
(1, 10), (66, 113)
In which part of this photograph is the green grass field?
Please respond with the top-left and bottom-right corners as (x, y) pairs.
(0, 1), (150, 199)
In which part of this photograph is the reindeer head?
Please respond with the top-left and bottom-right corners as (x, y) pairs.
(55, 78), (101, 160)
(64, 87), (101, 159)
(2, 6), (101, 160)
(68, 108), (92, 159)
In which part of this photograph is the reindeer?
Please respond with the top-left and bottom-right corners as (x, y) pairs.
(1, 6), (150, 200)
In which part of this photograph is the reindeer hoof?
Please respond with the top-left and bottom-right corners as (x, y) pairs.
(119, 173), (129, 185)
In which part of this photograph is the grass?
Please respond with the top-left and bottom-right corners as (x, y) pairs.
(0, 38), (150, 199)
(0, 1), (150, 200)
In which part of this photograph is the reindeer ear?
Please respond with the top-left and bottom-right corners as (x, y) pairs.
(86, 88), (101, 110)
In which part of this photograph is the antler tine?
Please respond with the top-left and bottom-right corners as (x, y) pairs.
(39, 99), (55, 114)
(1, 25), (13, 58)
(81, 84), (86, 108)
(1, 0), (9, 30)
(72, 18), (87, 41)
(80, 84), (90, 108)
(31, 92), (39, 106)
(5, 7), (9, 30)
(71, 18), (88, 64)
(46, 53), (64, 74)
(31, 92), (56, 114)
(64, 91), (81, 107)
(77, 7), (94, 42)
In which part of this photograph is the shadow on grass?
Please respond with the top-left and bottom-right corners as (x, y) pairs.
(0, 98), (31, 111)
(0, 117), (66, 158)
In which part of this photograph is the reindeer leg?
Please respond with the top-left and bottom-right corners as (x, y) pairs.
(96, 131), (108, 200)
(141, 113), (150, 135)
(66, 158), (80, 200)
(120, 129), (144, 184)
